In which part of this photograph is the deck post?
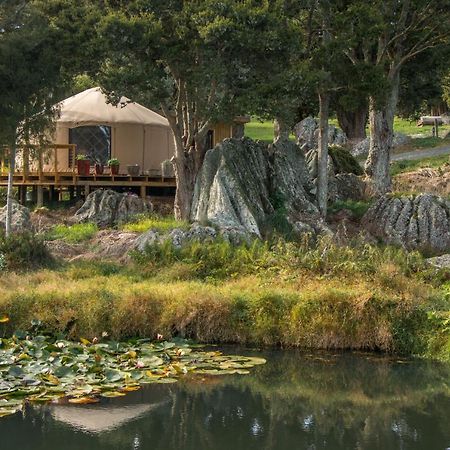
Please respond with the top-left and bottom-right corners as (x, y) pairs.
(37, 186), (44, 207)
(19, 186), (27, 205)
(85, 185), (90, 197)
(140, 185), (146, 199)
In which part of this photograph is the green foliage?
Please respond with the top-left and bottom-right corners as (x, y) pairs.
(122, 214), (188, 233)
(107, 158), (120, 166)
(329, 145), (364, 175)
(328, 200), (372, 219)
(0, 231), (53, 271)
(46, 223), (98, 243)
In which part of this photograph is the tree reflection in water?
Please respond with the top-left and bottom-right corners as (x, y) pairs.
(0, 351), (449, 450)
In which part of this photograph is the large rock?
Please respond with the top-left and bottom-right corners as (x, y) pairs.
(426, 254), (450, 269)
(294, 117), (347, 149)
(351, 132), (411, 157)
(75, 189), (152, 227)
(135, 224), (218, 251)
(361, 194), (450, 254)
(0, 200), (32, 232)
(191, 137), (318, 238)
(305, 146), (366, 202)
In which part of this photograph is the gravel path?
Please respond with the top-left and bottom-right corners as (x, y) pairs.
(392, 145), (450, 161)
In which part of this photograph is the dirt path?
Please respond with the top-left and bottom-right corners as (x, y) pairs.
(391, 144), (450, 161)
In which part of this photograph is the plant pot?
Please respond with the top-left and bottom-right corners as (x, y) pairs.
(127, 164), (140, 176)
(77, 160), (90, 176)
(109, 164), (120, 175)
(94, 164), (104, 175)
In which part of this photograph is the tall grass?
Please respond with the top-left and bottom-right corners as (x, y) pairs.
(0, 235), (447, 358)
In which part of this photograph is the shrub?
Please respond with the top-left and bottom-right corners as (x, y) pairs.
(0, 231), (54, 271)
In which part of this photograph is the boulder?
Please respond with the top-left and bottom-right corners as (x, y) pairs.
(191, 137), (319, 238)
(361, 194), (450, 254)
(294, 117), (347, 150)
(329, 173), (367, 202)
(351, 132), (411, 157)
(426, 254), (450, 270)
(135, 224), (218, 251)
(0, 200), (32, 232)
(74, 189), (152, 227)
(305, 146), (366, 202)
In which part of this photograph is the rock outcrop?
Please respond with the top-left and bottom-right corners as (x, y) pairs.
(305, 146), (366, 202)
(426, 254), (450, 269)
(135, 224), (218, 251)
(0, 201), (32, 232)
(361, 194), (450, 254)
(294, 117), (347, 150)
(74, 189), (152, 227)
(191, 137), (319, 238)
(351, 132), (411, 157)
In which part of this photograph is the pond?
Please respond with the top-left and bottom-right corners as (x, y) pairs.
(0, 349), (449, 450)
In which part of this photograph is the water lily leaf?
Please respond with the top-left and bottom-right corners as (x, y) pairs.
(155, 377), (178, 384)
(80, 338), (91, 346)
(0, 316), (10, 324)
(104, 369), (123, 383)
(68, 397), (99, 404)
(120, 385), (140, 392)
(100, 391), (126, 398)
(54, 366), (75, 379)
(8, 366), (25, 378)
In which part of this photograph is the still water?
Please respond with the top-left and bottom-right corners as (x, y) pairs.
(0, 349), (449, 450)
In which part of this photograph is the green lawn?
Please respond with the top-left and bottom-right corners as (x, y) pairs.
(391, 154), (450, 176)
(245, 117), (450, 142)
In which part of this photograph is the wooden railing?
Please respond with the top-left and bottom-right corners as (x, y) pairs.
(0, 143), (77, 182)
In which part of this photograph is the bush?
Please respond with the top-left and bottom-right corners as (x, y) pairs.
(0, 231), (54, 271)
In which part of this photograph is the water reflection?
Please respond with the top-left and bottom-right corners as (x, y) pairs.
(0, 350), (449, 450)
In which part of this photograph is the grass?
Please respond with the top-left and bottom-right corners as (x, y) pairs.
(391, 154), (450, 176)
(328, 200), (372, 219)
(0, 237), (448, 359)
(46, 223), (98, 243)
(122, 213), (189, 233)
(245, 117), (450, 145)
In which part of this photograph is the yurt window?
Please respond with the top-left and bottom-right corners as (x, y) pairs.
(69, 126), (111, 166)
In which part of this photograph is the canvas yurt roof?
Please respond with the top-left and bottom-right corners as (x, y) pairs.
(56, 87), (169, 128)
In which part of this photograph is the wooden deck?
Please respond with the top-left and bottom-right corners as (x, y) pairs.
(0, 144), (176, 205)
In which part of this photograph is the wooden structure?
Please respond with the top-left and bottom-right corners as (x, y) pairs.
(0, 144), (176, 206)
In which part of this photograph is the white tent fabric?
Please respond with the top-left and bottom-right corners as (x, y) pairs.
(56, 87), (169, 127)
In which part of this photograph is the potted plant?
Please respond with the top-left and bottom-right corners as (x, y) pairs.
(76, 154), (90, 176)
(108, 158), (120, 175)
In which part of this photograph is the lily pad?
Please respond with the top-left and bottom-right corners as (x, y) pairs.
(0, 333), (266, 418)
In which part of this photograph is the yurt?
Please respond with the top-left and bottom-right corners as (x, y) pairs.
(53, 87), (175, 175)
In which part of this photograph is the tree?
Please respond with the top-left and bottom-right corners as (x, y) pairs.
(97, 0), (293, 220)
(339, 0), (450, 194)
(0, 1), (64, 234)
(0, 0), (100, 234)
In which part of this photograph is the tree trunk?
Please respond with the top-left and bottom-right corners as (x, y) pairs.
(317, 91), (330, 218)
(273, 117), (290, 141)
(6, 141), (17, 236)
(172, 134), (208, 221)
(364, 72), (400, 195)
(336, 104), (368, 140)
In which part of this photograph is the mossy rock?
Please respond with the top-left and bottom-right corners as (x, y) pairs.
(329, 145), (363, 176)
